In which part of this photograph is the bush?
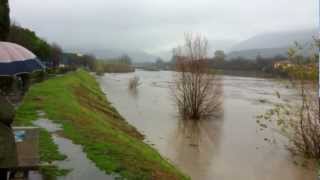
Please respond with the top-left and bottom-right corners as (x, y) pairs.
(0, 76), (15, 94)
(93, 61), (135, 75)
(172, 34), (222, 120)
(258, 43), (319, 160)
(128, 76), (140, 89)
(30, 71), (47, 83)
(46, 66), (77, 75)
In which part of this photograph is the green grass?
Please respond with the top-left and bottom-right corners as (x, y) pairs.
(38, 129), (67, 162)
(15, 69), (189, 180)
(14, 97), (68, 179)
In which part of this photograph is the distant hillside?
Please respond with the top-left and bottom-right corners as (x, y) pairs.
(227, 29), (317, 60)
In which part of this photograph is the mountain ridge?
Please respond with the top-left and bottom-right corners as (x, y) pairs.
(227, 29), (317, 60)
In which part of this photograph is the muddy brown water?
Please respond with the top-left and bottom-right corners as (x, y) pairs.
(98, 70), (317, 180)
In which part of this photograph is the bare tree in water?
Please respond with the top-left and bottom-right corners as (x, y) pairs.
(128, 76), (140, 90)
(172, 33), (222, 120)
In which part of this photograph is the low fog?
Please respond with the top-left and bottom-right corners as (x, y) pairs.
(10, 0), (317, 58)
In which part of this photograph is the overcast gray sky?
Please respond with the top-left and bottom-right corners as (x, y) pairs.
(10, 0), (318, 54)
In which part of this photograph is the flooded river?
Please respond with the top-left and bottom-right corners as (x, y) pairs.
(98, 70), (317, 180)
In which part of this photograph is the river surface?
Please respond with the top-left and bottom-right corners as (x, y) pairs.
(98, 70), (317, 180)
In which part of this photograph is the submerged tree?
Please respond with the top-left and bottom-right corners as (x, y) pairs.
(128, 76), (140, 90)
(257, 42), (319, 160)
(172, 33), (222, 120)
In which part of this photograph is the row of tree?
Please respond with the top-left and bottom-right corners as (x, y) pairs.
(170, 48), (317, 78)
(209, 52), (287, 74)
(63, 52), (134, 74)
(1, 0), (63, 67)
(7, 23), (64, 67)
(145, 50), (289, 76)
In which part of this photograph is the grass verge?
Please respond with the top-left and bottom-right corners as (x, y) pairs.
(14, 104), (68, 179)
(15, 69), (188, 180)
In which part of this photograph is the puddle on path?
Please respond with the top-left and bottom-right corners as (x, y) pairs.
(33, 112), (115, 180)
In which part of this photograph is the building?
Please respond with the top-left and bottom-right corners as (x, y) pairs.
(273, 60), (293, 70)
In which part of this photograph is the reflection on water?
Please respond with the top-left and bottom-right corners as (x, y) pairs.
(98, 70), (317, 180)
(128, 86), (139, 98)
(170, 118), (223, 179)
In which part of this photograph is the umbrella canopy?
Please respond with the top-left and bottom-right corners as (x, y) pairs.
(0, 42), (45, 76)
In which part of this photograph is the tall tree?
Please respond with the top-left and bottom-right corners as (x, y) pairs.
(155, 57), (164, 66)
(0, 0), (10, 40)
(119, 54), (132, 65)
(8, 24), (52, 60)
(213, 50), (225, 62)
(50, 43), (63, 67)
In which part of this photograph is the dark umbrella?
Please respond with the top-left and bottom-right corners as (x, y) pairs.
(0, 42), (45, 76)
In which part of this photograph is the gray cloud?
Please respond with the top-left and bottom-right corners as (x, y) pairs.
(10, 0), (317, 54)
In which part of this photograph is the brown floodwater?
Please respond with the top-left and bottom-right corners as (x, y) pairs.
(97, 70), (317, 180)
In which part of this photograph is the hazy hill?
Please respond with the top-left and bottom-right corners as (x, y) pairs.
(227, 29), (317, 60)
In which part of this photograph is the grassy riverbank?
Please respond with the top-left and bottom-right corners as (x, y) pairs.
(15, 70), (188, 180)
